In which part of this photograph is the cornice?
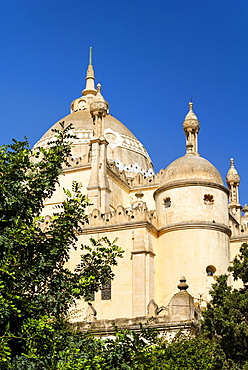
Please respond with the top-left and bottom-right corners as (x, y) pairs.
(154, 180), (229, 199)
(73, 316), (196, 336)
(79, 220), (158, 237)
(63, 163), (91, 173)
(131, 250), (155, 257)
(158, 221), (231, 237)
(129, 184), (158, 192)
(230, 235), (248, 243)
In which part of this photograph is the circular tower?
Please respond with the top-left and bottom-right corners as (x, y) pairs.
(154, 103), (230, 304)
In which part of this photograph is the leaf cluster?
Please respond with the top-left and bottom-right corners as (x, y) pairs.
(0, 126), (123, 365)
(203, 243), (248, 368)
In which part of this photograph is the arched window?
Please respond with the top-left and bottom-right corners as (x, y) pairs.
(206, 265), (216, 276)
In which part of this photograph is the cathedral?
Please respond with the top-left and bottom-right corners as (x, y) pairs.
(35, 50), (248, 334)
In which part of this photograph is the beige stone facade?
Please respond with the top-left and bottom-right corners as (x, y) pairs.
(35, 52), (248, 332)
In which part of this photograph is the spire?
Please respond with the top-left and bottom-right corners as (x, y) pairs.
(183, 102), (200, 155)
(82, 47), (97, 96)
(89, 46), (93, 65)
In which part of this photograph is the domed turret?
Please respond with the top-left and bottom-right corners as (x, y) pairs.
(158, 154), (224, 189)
(154, 102), (230, 305)
(90, 83), (109, 118)
(226, 158), (240, 186)
(90, 83), (109, 138)
(183, 102), (200, 155)
(226, 158), (241, 220)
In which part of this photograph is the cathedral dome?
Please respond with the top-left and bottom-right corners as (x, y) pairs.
(35, 108), (154, 176)
(34, 48), (154, 177)
(159, 154), (224, 187)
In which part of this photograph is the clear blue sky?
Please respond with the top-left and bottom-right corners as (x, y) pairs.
(1, 0), (247, 205)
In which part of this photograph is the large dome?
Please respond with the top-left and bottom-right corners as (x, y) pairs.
(35, 110), (154, 177)
(34, 56), (154, 177)
(159, 154), (224, 187)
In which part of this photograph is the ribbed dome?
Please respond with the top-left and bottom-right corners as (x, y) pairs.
(34, 52), (155, 176)
(34, 110), (154, 176)
(159, 154), (224, 186)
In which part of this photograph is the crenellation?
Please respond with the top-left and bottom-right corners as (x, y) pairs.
(127, 172), (158, 188)
(107, 160), (129, 185)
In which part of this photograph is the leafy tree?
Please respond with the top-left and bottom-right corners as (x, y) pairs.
(203, 243), (248, 368)
(1, 124), (245, 369)
(0, 125), (123, 367)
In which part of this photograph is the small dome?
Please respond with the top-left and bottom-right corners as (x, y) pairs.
(226, 158), (240, 185)
(183, 102), (200, 133)
(159, 154), (224, 187)
(90, 83), (109, 116)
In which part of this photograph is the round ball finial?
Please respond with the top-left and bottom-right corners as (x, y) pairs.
(177, 276), (189, 291)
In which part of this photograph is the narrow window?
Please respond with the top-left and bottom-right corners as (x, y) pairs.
(163, 197), (171, 208)
(204, 194), (214, 205)
(101, 279), (111, 300)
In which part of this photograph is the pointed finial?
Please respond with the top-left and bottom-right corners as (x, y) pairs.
(82, 48), (97, 96)
(230, 158), (234, 167)
(89, 47), (93, 65)
(97, 82), (101, 93)
(189, 101), (193, 111)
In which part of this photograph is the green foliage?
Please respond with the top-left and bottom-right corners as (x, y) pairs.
(229, 242), (248, 286)
(0, 125), (123, 366)
(203, 243), (248, 368)
(156, 334), (229, 370)
(1, 124), (248, 369)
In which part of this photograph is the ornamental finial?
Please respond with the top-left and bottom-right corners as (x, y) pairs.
(82, 47), (97, 96)
(177, 276), (189, 291)
(89, 46), (93, 65)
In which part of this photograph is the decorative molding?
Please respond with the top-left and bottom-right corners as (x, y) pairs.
(79, 220), (158, 237)
(72, 316), (197, 337)
(158, 221), (231, 237)
(230, 235), (248, 243)
(154, 180), (229, 199)
(63, 163), (91, 173)
(131, 250), (155, 257)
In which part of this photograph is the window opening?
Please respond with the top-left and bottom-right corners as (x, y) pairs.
(206, 265), (216, 276)
(163, 197), (171, 208)
(101, 279), (111, 300)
